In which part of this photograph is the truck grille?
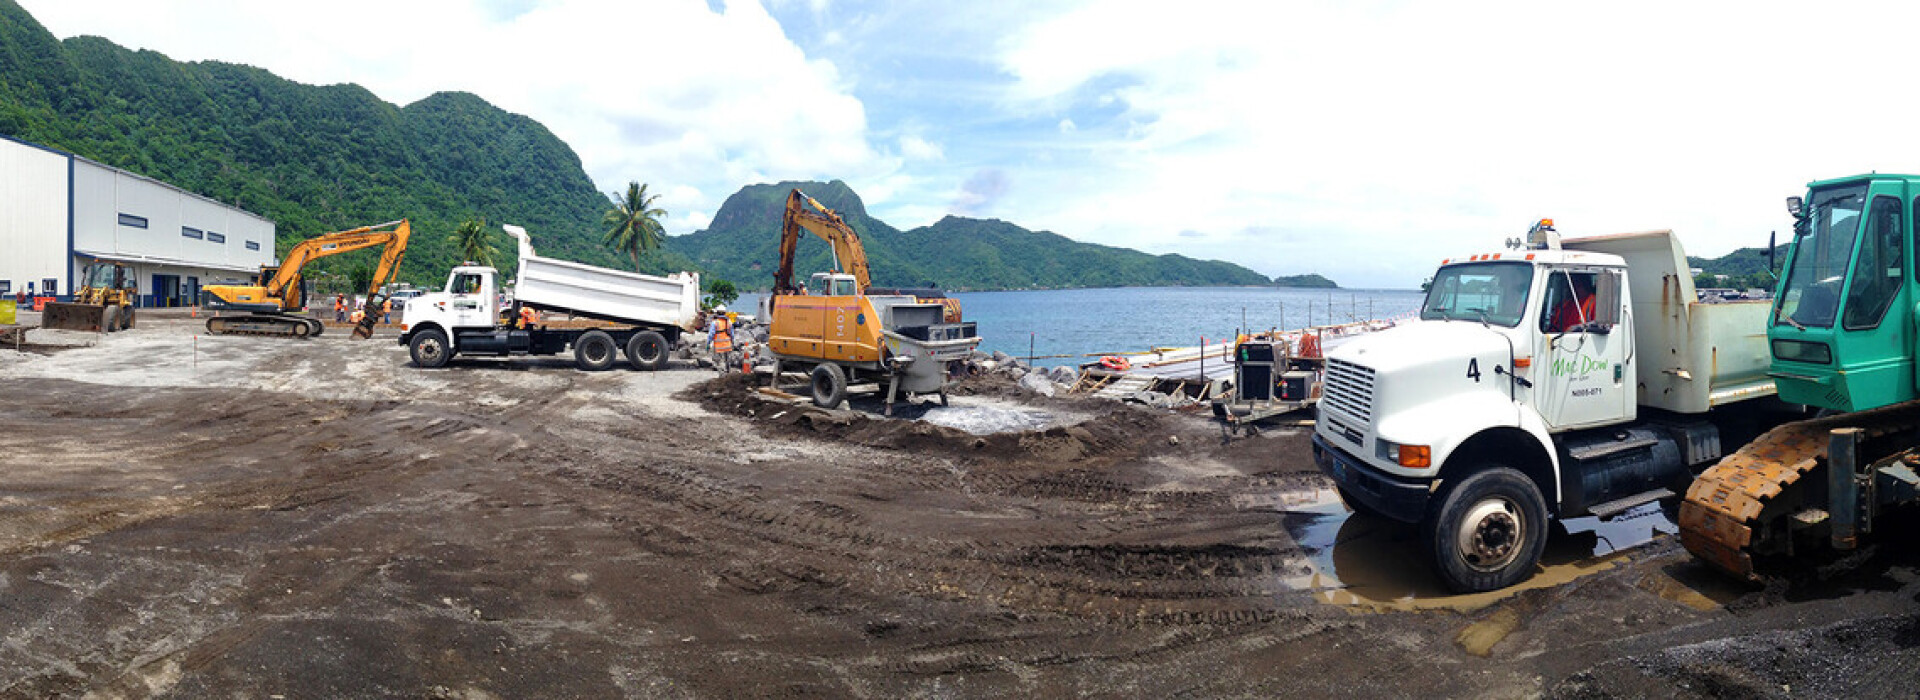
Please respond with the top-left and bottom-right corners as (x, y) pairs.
(1322, 358), (1375, 426)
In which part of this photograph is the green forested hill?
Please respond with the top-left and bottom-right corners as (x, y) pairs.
(667, 180), (1273, 291)
(0, 0), (703, 285)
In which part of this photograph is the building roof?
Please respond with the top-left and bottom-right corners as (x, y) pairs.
(74, 248), (261, 274)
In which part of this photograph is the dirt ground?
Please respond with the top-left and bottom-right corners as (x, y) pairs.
(2, 312), (1918, 698)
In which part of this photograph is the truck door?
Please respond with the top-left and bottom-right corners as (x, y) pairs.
(1534, 268), (1631, 430)
(447, 271), (494, 329)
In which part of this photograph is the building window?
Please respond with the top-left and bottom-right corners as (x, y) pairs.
(182, 226), (204, 239)
(207, 232), (226, 244)
(245, 240), (260, 251)
(42, 279), (57, 295)
(0, 280), (10, 294)
(118, 213), (149, 229)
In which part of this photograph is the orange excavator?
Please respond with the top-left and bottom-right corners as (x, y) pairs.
(203, 219), (411, 339)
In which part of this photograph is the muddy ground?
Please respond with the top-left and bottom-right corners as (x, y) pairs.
(1, 312), (1917, 698)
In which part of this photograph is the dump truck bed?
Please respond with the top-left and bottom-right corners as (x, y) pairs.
(503, 225), (700, 330)
(1564, 230), (1774, 413)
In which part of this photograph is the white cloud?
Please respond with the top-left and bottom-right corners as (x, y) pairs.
(897, 134), (943, 161)
(18, 0), (893, 238)
(984, 0), (1920, 286)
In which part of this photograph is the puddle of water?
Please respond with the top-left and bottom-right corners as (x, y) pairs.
(1274, 492), (1678, 613)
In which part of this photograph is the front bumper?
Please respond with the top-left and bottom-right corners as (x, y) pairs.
(1311, 432), (1432, 523)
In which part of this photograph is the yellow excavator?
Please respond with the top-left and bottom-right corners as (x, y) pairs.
(42, 261), (139, 332)
(203, 219), (411, 339)
(766, 189), (981, 413)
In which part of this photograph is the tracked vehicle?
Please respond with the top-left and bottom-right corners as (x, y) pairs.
(1682, 175), (1920, 578)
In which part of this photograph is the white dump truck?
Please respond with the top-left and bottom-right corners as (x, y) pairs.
(399, 225), (701, 370)
(1311, 222), (1779, 592)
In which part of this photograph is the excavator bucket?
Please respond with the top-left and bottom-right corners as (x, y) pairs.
(40, 301), (111, 332)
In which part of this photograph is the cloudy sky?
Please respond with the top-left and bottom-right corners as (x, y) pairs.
(20, 0), (1920, 288)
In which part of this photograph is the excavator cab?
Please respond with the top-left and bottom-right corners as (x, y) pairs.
(1769, 174), (1917, 413)
(808, 272), (858, 297)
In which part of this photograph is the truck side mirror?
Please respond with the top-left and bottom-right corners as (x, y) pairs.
(1590, 271), (1622, 331)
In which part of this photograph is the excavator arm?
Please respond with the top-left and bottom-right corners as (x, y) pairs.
(772, 190), (870, 295)
(266, 220), (412, 311)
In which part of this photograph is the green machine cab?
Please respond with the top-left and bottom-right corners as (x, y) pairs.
(1770, 174), (1918, 412)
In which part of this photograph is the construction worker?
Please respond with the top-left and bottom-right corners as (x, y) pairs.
(381, 298), (392, 324)
(333, 294), (347, 323)
(518, 305), (537, 329)
(1547, 274), (1597, 333)
(708, 305), (735, 373)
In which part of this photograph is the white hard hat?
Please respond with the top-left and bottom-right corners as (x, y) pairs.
(713, 305), (727, 312)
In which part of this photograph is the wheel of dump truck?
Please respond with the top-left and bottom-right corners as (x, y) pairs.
(811, 363), (848, 409)
(1422, 466), (1547, 593)
(575, 330), (617, 371)
(101, 306), (120, 333)
(410, 329), (452, 368)
(626, 330), (669, 371)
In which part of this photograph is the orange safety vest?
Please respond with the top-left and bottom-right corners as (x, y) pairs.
(519, 306), (536, 327)
(710, 316), (733, 353)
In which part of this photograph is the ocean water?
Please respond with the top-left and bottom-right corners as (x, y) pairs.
(734, 286), (1428, 368)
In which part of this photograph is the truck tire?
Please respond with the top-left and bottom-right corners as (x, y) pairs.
(102, 306), (120, 333)
(626, 330), (669, 371)
(575, 330), (617, 371)
(1336, 486), (1386, 520)
(810, 363), (848, 409)
(410, 329), (452, 368)
(1423, 466), (1548, 593)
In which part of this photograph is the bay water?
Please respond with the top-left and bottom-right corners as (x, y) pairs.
(735, 286), (1427, 368)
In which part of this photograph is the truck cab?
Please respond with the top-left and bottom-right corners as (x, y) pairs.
(403, 265), (500, 334)
(1312, 221), (1775, 592)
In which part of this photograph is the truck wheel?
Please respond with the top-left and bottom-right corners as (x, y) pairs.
(626, 330), (669, 371)
(575, 330), (617, 371)
(1423, 466), (1548, 593)
(810, 363), (848, 409)
(410, 329), (452, 368)
(1336, 486), (1386, 520)
(102, 306), (120, 333)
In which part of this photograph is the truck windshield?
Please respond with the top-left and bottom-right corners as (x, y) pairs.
(1775, 185), (1867, 329)
(1421, 262), (1533, 327)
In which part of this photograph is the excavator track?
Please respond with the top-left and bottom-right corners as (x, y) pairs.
(1680, 402), (1920, 579)
(205, 314), (323, 338)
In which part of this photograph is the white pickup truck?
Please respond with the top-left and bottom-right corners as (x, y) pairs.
(399, 225), (701, 370)
(1311, 222), (1779, 592)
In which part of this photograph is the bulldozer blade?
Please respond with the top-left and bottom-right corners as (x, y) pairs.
(41, 302), (109, 332)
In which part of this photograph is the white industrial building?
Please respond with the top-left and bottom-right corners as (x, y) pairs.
(1, 134), (274, 308)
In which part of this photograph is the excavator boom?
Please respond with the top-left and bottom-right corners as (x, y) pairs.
(773, 190), (870, 294)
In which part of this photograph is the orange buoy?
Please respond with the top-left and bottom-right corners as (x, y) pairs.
(1099, 355), (1132, 372)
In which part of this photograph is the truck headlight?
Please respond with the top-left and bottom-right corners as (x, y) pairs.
(1377, 439), (1433, 469)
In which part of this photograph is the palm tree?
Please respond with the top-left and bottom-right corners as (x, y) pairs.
(449, 218), (497, 269)
(603, 181), (667, 272)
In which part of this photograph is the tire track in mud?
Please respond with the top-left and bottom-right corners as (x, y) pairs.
(536, 422), (1326, 630)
